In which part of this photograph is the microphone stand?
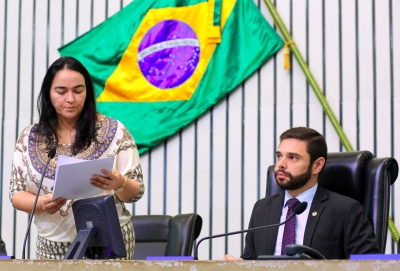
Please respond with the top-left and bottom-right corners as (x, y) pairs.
(21, 147), (56, 259)
(193, 201), (308, 260)
(193, 213), (296, 260)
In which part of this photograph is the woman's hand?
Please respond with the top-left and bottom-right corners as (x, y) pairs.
(40, 194), (67, 215)
(91, 169), (124, 191)
(91, 169), (142, 202)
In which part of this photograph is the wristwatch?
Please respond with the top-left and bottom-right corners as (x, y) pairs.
(114, 177), (127, 193)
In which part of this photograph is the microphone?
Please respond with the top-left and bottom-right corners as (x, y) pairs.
(193, 201), (308, 260)
(22, 147), (56, 259)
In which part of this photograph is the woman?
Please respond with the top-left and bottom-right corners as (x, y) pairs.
(9, 56), (144, 259)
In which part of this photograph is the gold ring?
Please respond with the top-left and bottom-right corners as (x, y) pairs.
(103, 184), (107, 189)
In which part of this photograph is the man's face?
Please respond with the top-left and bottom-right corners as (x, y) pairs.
(274, 138), (313, 190)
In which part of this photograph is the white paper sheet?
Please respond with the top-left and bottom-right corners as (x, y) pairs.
(52, 155), (115, 200)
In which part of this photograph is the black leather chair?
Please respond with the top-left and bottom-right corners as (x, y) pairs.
(266, 151), (398, 252)
(131, 213), (202, 260)
(0, 235), (6, 256)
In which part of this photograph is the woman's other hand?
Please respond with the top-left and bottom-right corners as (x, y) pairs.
(91, 169), (141, 202)
(40, 194), (67, 215)
(91, 169), (124, 191)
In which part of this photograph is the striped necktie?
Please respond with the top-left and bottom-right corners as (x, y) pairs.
(281, 198), (300, 255)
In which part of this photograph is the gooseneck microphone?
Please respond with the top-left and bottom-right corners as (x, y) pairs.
(193, 201), (308, 260)
(22, 147), (56, 259)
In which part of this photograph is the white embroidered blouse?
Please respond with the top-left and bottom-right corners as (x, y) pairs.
(9, 116), (145, 242)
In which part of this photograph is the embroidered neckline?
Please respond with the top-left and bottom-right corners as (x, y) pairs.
(28, 117), (118, 179)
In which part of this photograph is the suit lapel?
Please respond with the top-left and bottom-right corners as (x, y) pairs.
(267, 193), (285, 254)
(303, 186), (328, 247)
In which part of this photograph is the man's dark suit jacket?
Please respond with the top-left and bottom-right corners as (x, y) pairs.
(241, 186), (380, 259)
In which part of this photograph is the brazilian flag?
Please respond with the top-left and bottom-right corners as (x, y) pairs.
(59, 0), (283, 154)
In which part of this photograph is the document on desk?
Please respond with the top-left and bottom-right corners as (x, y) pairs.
(52, 155), (115, 200)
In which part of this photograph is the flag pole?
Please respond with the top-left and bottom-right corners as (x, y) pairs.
(262, 0), (400, 243)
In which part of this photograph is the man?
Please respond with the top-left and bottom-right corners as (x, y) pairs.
(225, 127), (380, 260)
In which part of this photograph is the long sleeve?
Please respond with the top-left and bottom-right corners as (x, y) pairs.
(112, 124), (145, 203)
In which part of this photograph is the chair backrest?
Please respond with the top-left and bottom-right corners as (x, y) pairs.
(130, 213), (202, 260)
(266, 150), (398, 252)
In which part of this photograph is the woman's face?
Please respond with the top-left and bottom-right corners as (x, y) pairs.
(50, 69), (87, 125)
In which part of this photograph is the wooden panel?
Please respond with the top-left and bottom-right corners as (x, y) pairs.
(211, 98), (227, 260)
(195, 111), (211, 259)
(180, 123), (196, 214)
(226, 86), (243, 258)
(307, 0), (324, 132)
(165, 132), (180, 216)
(374, 0), (392, 158)
(149, 143), (165, 215)
(341, 0), (357, 149)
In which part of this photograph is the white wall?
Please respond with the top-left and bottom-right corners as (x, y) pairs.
(0, 0), (399, 260)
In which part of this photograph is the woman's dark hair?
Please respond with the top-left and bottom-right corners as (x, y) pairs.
(37, 56), (98, 154)
(280, 127), (327, 166)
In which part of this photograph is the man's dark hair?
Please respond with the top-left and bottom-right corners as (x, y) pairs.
(280, 127), (327, 165)
(37, 56), (98, 154)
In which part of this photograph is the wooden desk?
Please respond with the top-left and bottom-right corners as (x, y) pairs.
(1, 259), (400, 271)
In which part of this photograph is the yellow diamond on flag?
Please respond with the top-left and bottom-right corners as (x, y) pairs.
(97, 0), (235, 102)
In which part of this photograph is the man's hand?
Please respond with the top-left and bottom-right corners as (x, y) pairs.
(224, 254), (243, 260)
